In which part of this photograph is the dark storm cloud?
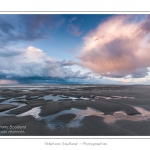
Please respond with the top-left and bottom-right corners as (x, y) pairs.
(10, 76), (89, 84)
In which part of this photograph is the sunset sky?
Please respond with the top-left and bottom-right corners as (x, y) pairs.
(0, 14), (150, 84)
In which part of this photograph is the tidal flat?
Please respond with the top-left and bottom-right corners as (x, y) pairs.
(0, 84), (150, 136)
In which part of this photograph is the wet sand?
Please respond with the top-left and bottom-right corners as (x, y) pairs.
(0, 85), (150, 136)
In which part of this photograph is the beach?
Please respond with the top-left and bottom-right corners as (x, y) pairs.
(0, 84), (150, 136)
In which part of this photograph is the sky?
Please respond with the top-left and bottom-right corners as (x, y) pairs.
(0, 14), (150, 84)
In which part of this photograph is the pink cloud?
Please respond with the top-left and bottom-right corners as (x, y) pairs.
(79, 15), (150, 78)
(67, 24), (83, 36)
(0, 80), (18, 84)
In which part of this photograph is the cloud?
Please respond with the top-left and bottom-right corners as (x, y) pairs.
(130, 68), (149, 78)
(0, 15), (65, 47)
(67, 24), (83, 36)
(60, 60), (77, 66)
(79, 15), (150, 78)
(69, 17), (77, 23)
(0, 79), (18, 85)
(0, 48), (22, 57)
(67, 16), (83, 36)
(0, 47), (90, 82)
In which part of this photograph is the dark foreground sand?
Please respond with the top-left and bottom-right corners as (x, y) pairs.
(0, 85), (150, 136)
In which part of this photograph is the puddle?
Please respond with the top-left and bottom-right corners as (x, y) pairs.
(30, 96), (38, 99)
(21, 89), (29, 92)
(17, 106), (41, 119)
(133, 107), (150, 117)
(0, 96), (4, 99)
(67, 96), (78, 101)
(43, 95), (67, 101)
(103, 111), (127, 124)
(80, 97), (89, 100)
(94, 96), (135, 100)
(66, 96), (89, 101)
(1, 98), (25, 106)
(43, 107), (104, 129)
(112, 96), (135, 99)
(104, 108), (150, 124)
(0, 98), (27, 116)
(95, 96), (112, 99)
(1, 98), (26, 105)
(17, 95), (26, 99)
(43, 94), (90, 101)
